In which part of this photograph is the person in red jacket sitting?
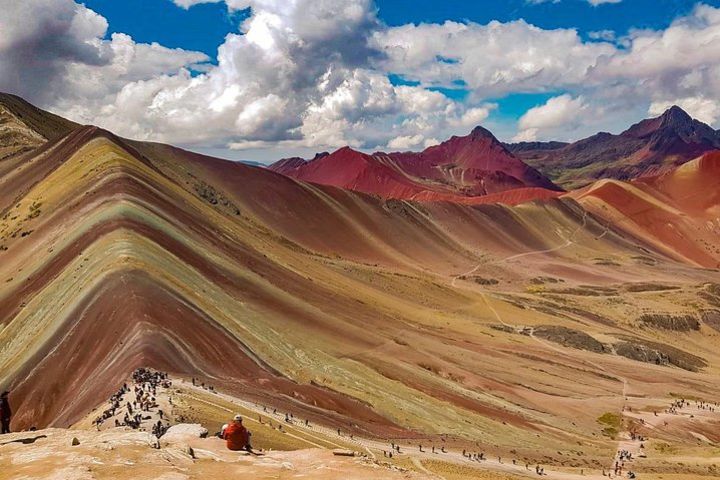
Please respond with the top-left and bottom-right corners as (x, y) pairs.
(222, 415), (252, 452)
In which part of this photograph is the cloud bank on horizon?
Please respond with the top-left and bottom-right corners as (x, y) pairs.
(1, 0), (719, 159)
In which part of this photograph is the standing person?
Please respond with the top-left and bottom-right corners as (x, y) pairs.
(223, 414), (252, 452)
(0, 391), (11, 434)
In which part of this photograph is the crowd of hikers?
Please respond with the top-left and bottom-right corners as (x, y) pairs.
(665, 399), (688, 415)
(662, 398), (718, 415)
(695, 399), (718, 413)
(92, 368), (172, 435)
(613, 450), (634, 477)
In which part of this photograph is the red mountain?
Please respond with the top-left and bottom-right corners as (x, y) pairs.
(269, 126), (562, 204)
(572, 150), (720, 267)
(508, 106), (720, 189)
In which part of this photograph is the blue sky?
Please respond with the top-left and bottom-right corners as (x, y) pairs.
(83, 1), (245, 60)
(3, 0), (720, 161)
(85, 0), (709, 57)
(378, 0), (708, 34)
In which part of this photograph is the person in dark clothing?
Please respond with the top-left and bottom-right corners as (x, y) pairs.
(0, 391), (11, 434)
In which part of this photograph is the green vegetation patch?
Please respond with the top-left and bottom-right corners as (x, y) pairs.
(597, 412), (622, 439)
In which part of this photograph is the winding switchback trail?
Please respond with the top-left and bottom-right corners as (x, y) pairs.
(449, 209), (633, 473)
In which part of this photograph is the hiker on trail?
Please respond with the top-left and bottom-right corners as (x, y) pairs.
(223, 414), (252, 452)
(152, 420), (167, 437)
(0, 391), (11, 434)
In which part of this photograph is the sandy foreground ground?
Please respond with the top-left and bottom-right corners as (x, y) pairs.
(0, 427), (435, 480)
(2, 374), (719, 480)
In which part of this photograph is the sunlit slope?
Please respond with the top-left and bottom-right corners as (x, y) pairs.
(0, 92), (77, 160)
(1, 120), (719, 470)
(573, 151), (720, 267)
(0, 128), (406, 433)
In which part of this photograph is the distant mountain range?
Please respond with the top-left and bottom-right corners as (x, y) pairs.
(270, 126), (563, 206)
(506, 106), (720, 189)
(272, 105), (720, 196)
(240, 160), (266, 168)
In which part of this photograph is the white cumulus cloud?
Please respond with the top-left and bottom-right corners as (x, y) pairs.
(1, 0), (719, 161)
(373, 19), (616, 97)
(47, 0), (498, 152)
(515, 95), (591, 141)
